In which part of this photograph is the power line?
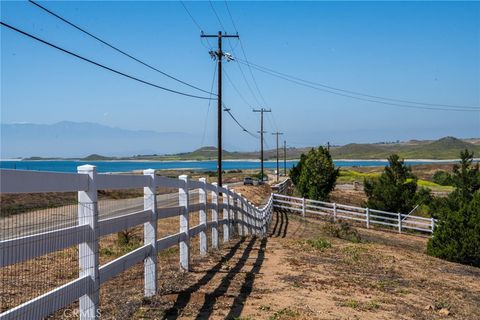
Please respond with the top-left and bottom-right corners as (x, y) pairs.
(236, 58), (480, 111)
(236, 60), (478, 112)
(29, 0), (215, 96)
(201, 62), (218, 147)
(223, 68), (254, 109)
(223, 106), (259, 139)
(0, 21), (214, 100)
(179, 1), (213, 50)
(209, 0), (226, 31)
(180, 1), (204, 33)
(223, 1), (268, 108)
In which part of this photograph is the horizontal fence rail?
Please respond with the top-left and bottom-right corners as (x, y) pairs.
(0, 168), (286, 319)
(273, 193), (437, 234)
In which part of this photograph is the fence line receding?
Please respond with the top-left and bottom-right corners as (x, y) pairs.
(0, 167), (281, 319)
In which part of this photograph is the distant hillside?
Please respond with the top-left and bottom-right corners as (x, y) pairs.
(330, 137), (480, 159)
(14, 136), (480, 161)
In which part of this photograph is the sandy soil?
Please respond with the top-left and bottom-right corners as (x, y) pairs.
(132, 211), (480, 320)
(3, 181), (479, 319)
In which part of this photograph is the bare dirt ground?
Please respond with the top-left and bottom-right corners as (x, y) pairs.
(3, 178), (479, 319)
(133, 211), (480, 320)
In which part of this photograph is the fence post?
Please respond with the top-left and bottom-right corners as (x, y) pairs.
(229, 190), (235, 236)
(199, 178), (207, 256)
(366, 207), (370, 229)
(333, 203), (337, 222)
(223, 184), (230, 243)
(77, 165), (100, 320)
(211, 182), (219, 249)
(237, 193), (243, 236)
(143, 169), (157, 297)
(302, 197), (306, 218)
(430, 218), (435, 233)
(249, 202), (254, 235)
(253, 205), (257, 235)
(398, 212), (402, 233)
(241, 197), (247, 235)
(179, 175), (190, 271)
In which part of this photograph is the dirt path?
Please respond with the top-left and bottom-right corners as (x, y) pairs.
(136, 211), (480, 320)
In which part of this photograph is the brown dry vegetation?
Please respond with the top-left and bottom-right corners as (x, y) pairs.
(133, 212), (480, 320)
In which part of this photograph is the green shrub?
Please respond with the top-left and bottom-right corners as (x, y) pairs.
(432, 170), (453, 186)
(322, 220), (361, 243)
(306, 238), (331, 250)
(427, 150), (480, 267)
(427, 191), (480, 266)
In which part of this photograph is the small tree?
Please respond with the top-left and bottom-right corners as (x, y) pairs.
(452, 149), (480, 199)
(296, 147), (339, 201)
(427, 150), (480, 266)
(432, 170), (453, 186)
(364, 154), (429, 213)
(289, 153), (306, 185)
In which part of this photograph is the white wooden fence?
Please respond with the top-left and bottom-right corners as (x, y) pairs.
(0, 167), (279, 319)
(273, 194), (436, 234)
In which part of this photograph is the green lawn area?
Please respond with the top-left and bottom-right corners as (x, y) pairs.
(338, 169), (453, 193)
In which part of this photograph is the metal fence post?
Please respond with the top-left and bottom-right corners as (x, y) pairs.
(302, 197), (306, 218)
(211, 182), (219, 249)
(333, 202), (337, 222)
(199, 178), (207, 256)
(179, 175), (190, 271)
(398, 212), (402, 233)
(237, 193), (243, 236)
(223, 185), (230, 243)
(431, 218), (435, 233)
(366, 207), (370, 229)
(143, 169), (157, 297)
(77, 165), (100, 320)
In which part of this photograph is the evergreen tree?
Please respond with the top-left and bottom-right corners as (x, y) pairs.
(289, 153), (306, 186)
(364, 154), (428, 213)
(296, 147), (339, 201)
(427, 150), (480, 266)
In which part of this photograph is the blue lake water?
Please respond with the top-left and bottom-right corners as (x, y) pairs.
(0, 160), (452, 173)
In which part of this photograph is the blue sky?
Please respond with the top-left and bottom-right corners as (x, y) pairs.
(1, 1), (479, 153)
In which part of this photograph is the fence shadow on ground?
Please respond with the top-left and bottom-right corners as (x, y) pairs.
(163, 210), (289, 319)
(269, 210), (289, 238)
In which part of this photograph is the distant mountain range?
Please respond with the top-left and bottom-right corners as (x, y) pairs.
(1, 121), (479, 160)
(1, 121), (198, 158)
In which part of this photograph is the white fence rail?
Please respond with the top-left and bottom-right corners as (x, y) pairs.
(0, 167), (283, 319)
(273, 194), (436, 234)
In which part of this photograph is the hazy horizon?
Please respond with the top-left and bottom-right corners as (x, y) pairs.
(1, 121), (478, 159)
(2, 1), (479, 156)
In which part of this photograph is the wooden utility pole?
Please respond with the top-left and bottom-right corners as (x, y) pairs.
(253, 108), (271, 183)
(201, 31), (239, 187)
(272, 132), (283, 182)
